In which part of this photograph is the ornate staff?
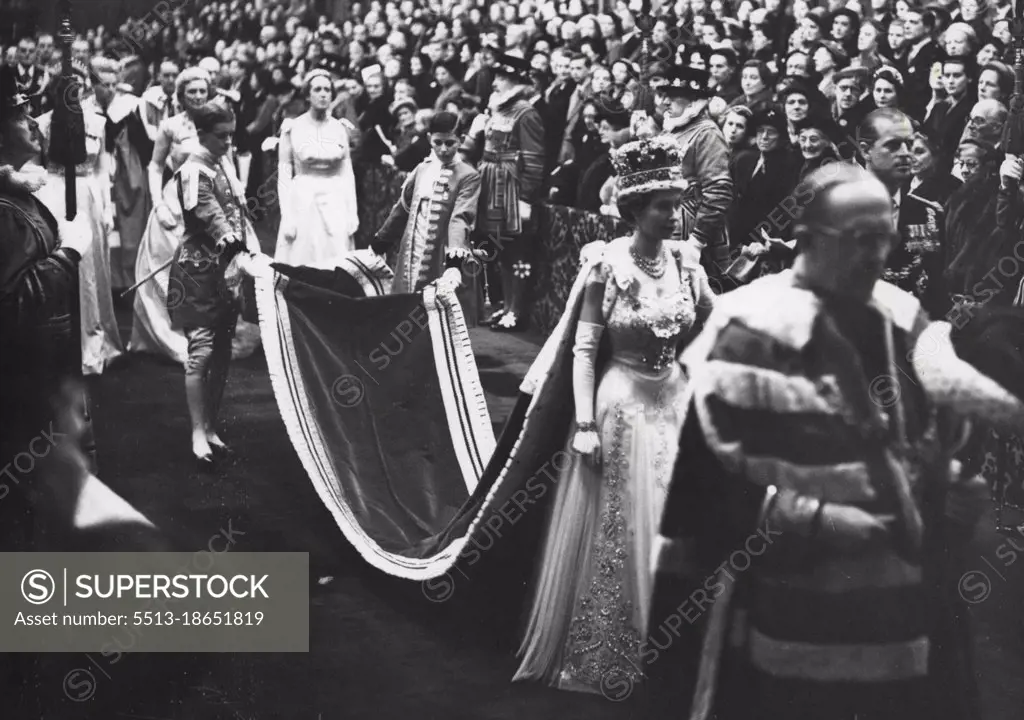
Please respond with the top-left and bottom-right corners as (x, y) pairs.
(636, 0), (656, 73)
(49, 0), (86, 221)
(1002, 5), (1024, 158)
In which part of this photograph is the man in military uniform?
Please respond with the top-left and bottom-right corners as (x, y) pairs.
(167, 102), (248, 469)
(860, 107), (949, 316)
(461, 52), (545, 332)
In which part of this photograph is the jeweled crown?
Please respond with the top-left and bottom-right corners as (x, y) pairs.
(610, 135), (687, 200)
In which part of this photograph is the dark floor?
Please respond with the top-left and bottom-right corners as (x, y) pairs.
(19, 262), (1024, 719)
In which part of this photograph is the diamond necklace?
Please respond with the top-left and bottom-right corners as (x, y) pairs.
(630, 244), (666, 279)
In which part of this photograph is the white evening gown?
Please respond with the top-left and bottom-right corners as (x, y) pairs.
(514, 238), (702, 694)
(274, 114), (358, 269)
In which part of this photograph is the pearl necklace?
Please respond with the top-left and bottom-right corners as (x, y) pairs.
(630, 244), (666, 279)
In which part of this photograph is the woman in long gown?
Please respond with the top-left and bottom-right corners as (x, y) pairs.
(34, 72), (123, 376)
(130, 67), (260, 364)
(513, 136), (716, 695)
(274, 69), (358, 269)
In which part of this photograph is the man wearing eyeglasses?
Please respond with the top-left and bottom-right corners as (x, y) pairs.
(859, 107), (949, 316)
(651, 162), (988, 720)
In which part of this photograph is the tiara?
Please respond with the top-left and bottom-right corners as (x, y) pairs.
(304, 68), (334, 85)
(610, 135), (688, 200)
(874, 65), (904, 86)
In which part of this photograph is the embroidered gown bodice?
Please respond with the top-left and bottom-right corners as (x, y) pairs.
(599, 244), (697, 373)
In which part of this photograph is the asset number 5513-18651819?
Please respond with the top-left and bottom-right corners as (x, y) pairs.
(133, 611), (265, 626)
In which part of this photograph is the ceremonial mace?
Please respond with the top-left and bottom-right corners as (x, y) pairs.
(629, 0), (666, 136)
(50, 0), (86, 221)
(1003, 4), (1024, 159)
(995, 3), (1024, 535)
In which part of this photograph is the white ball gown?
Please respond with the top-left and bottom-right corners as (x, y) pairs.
(513, 237), (715, 694)
(273, 113), (358, 269)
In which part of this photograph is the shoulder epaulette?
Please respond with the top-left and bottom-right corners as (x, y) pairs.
(177, 161), (217, 211)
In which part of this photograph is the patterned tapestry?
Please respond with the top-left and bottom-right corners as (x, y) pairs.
(354, 162), (407, 250)
(530, 204), (631, 335)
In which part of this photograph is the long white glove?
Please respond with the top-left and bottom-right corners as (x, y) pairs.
(572, 321), (604, 464)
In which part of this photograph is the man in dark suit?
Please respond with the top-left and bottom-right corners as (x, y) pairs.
(860, 107), (948, 316)
(12, 36), (50, 116)
(896, 6), (942, 122)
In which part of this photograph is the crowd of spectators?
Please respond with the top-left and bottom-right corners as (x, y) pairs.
(2, 0), (1022, 278)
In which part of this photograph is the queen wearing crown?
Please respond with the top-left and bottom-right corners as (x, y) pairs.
(512, 135), (716, 695)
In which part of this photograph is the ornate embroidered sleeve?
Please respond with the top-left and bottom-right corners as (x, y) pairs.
(374, 166), (417, 252)
(516, 108), (547, 201)
(446, 171), (481, 255)
(186, 173), (235, 246)
(0, 205), (80, 330)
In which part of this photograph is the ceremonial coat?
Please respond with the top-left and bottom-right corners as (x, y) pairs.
(885, 190), (948, 317)
(665, 102), (734, 275)
(375, 154), (481, 294)
(0, 167), (83, 549)
(461, 87), (545, 238)
(167, 150), (245, 330)
(651, 271), (977, 720)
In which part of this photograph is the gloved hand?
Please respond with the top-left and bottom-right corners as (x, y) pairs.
(59, 222), (92, 259)
(156, 204), (177, 230)
(742, 242), (768, 258)
(818, 503), (893, 553)
(437, 267), (463, 292)
(571, 427), (601, 466)
(999, 154), (1023, 190)
(237, 251), (274, 280)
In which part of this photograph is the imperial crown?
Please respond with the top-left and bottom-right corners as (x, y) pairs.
(610, 135), (688, 200)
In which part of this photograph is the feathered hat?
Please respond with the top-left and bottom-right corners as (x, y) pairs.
(316, 52), (348, 79)
(657, 63), (713, 99)
(491, 52), (533, 85)
(610, 135), (688, 201)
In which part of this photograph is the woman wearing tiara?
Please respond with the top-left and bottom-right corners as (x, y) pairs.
(513, 135), (716, 695)
(274, 69), (359, 269)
